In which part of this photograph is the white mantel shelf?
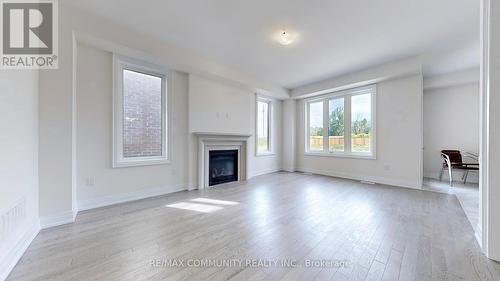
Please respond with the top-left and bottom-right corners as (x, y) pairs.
(193, 132), (251, 138)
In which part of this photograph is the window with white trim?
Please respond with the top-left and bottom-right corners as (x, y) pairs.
(113, 55), (169, 167)
(305, 85), (376, 158)
(256, 97), (272, 154)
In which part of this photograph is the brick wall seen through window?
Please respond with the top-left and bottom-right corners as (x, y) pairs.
(122, 69), (163, 158)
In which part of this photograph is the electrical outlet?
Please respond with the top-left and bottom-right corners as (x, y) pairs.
(85, 176), (96, 187)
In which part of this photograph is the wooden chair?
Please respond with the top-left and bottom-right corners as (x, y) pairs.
(439, 150), (479, 186)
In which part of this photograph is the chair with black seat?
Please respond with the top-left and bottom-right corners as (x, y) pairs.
(439, 150), (479, 186)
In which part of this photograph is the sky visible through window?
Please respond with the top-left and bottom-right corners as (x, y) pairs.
(351, 94), (371, 153)
(257, 101), (268, 137)
(329, 99), (343, 113)
(310, 95), (371, 126)
(257, 101), (269, 152)
(351, 94), (371, 122)
(309, 102), (323, 128)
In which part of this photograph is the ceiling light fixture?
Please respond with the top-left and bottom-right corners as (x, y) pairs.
(278, 30), (294, 46)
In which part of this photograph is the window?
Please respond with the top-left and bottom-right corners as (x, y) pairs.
(308, 101), (323, 152)
(113, 55), (169, 167)
(351, 94), (372, 153)
(256, 97), (272, 155)
(329, 98), (344, 152)
(305, 85), (376, 158)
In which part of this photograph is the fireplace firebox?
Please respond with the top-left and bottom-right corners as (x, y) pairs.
(209, 150), (238, 186)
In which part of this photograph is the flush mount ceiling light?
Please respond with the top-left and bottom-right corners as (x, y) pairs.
(277, 30), (296, 46)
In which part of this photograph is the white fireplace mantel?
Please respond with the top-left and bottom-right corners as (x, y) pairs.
(193, 132), (251, 189)
(193, 132), (252, 138)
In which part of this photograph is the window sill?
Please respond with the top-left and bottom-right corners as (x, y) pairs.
(304, 152), (376, 160)
(255, 152), (276, 157)
(113, 158), (170, 168)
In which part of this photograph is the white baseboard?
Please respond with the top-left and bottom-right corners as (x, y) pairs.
(424, 171), (479, 184)
(297, 167), (422, 190)
(474, 224), (483, 249)
(77, 184), (186, 211)
(40, 210), (77, 229)
(247, 168), (281, 179)
(281, 167), (296, 173)
(0, 220), (40, 281)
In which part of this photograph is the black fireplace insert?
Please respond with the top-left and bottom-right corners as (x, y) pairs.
(209, 150), (238, 186)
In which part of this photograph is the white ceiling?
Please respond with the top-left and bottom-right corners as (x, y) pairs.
(63, 0), (480, 89)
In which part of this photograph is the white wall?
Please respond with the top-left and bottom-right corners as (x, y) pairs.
(189, 75), (254, 135)
(75, 41), (283, 211)
(423, 69), (479, 90)
(291, 57), (422, 98)
(0, 71), (39, 280)
(481, 0), (500, 261)
(38, 7), (75, 224)
(75, 43), (189, 210)
(296, 75), (424, 189)
(282, 99), (296, 172)
(187, 74), (282, 188)
(39, 5), (288, 222)
(423, 82), (480, 182)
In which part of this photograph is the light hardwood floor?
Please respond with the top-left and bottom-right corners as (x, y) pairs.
(7, 172), (500, 281)
(423, 178), (480, 235)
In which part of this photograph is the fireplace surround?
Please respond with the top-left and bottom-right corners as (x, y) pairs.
(194, 132), (250, 189)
